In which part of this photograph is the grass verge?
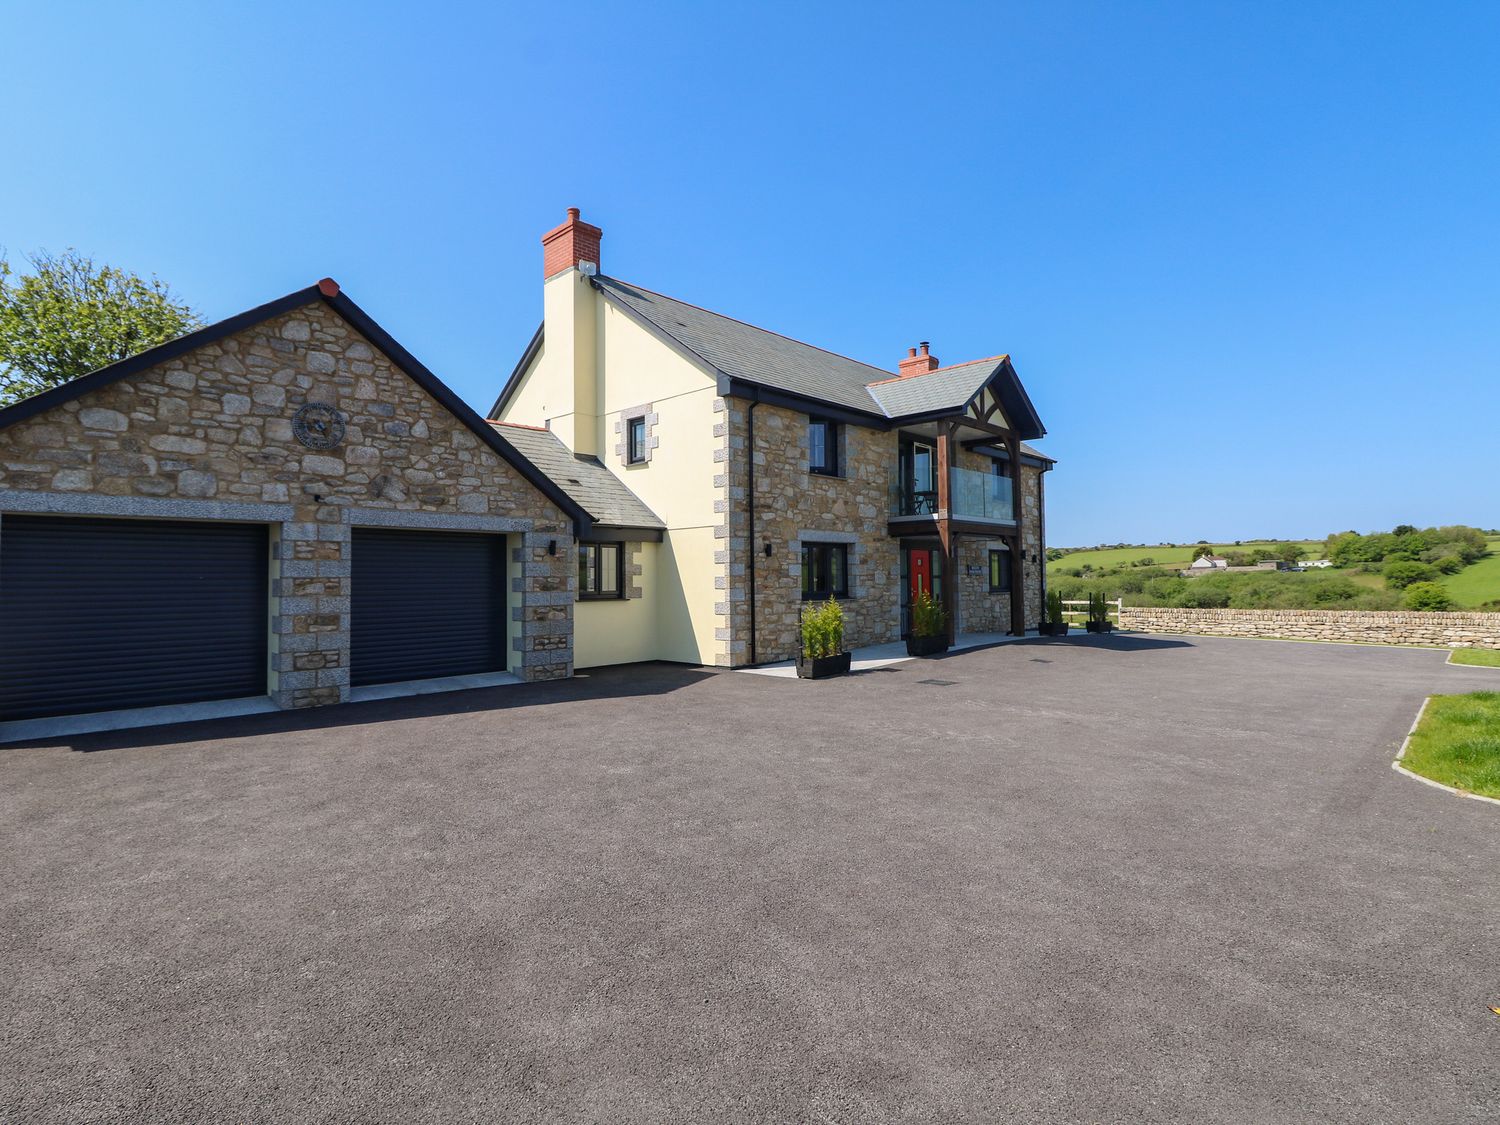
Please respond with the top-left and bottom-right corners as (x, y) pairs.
(1450, 648), (1500, 668)
(1400, 692), (1500, 799)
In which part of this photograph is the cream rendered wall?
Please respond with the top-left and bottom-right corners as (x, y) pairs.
(499, 338), (550, 430)
(574, 541), (660, 668)
(592, 302), (721, 665)
(495, 272), (723, 667)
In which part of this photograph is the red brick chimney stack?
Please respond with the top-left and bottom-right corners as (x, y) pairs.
(898, 341), (939, 377)
(541, 207), (603, 279)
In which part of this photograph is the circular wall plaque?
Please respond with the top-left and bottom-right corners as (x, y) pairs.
(292, 402), (346, 449)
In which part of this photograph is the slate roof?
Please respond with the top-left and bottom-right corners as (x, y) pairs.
(589, 276), (1046, 442)
(490, 423), (665, 531)
(866, 357), (1009, 418)
(593, 277), (893, 415)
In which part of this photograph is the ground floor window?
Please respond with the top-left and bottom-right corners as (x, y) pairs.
(578, 542), (623, 599)
(989, 548), (1013, 593)
(801, 542), (849, 600)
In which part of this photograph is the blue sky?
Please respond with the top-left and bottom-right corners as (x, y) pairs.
(5, 1), (1497, 546)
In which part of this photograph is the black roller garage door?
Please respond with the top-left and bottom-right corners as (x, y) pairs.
(350, 528), (507, 687)
(0, 516), (269, 721)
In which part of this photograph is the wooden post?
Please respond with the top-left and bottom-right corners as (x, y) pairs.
(1006, 432), (1027, 636)
(936, 422), (957, 644)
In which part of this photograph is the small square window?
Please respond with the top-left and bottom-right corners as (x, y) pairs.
(578, 542), (624, 599)
(627, 417), (647, 464)
(988, 549), (1013, 593)
(801, 542), (850, 600)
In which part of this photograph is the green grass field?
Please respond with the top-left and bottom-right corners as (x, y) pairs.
(1400, 692), (1500, 799)
(1051, 537), (1500, 609)
(1449, 648), (1500, 668)
(1048, 541), (1322, 574)
(1440, 538), (1500, 608)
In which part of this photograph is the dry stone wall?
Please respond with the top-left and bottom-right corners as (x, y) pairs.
(1119, 606), (1500, 649)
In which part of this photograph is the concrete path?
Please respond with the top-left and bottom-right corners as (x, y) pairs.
(735, 629), (1029, 677)
(3, 634), (1497, 1122)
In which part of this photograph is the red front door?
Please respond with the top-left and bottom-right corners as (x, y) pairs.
(910, 549), (934, 601)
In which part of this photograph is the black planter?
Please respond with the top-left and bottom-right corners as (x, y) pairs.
(905, 634), (950, 657)
(1040, 622), (1069, 636)
(1085, 621), (1114, 634)
(796, 651), (852, 679)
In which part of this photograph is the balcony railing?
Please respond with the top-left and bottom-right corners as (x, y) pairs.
(951, 465), (1015, 523)
(890, 466), (1015, 523)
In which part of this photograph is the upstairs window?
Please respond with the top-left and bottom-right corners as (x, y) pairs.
(808, 418), (840, 476)
(578, 542), (623, 600)
(801, 543), (849, 600)
(627, 417), (647, 464)
(988, 548), (1013, 593)
(990, 456), (1010, 499)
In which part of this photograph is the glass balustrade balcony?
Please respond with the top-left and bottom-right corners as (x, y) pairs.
(890, 466), (1016, 523)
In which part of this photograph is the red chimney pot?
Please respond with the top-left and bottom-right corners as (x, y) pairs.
(542, 208), (602, 278)
(898, 341), (940, 377)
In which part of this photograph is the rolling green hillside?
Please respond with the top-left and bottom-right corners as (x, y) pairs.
(1047, 541), (1321, 573)
(1441, 538), (1500, 608)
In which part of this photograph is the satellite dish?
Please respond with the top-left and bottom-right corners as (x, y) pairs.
(578, 260), (598, 276)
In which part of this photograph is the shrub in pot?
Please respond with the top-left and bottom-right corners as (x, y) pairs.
(797, 596), (851, 678)
(1040, 589), (1069, 636)
(1085, 591), (1115, 633)
(906, 590), (950, 656)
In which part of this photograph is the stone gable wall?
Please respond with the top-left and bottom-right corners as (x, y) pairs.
(0, 300), (575, 705)
(1119, 606), (1500, 649)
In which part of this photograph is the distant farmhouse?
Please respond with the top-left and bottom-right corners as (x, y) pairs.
(1183, 555), (1294, 578)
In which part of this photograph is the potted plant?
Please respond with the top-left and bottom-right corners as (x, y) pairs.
(1085, 591), (1115, 633)
(797, 596), (852, 679)
(905, 590), (950, 656)
(1040, 590), (1069, 636)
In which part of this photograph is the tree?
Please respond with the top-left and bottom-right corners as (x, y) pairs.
(1404, 582), (1453, 612)
(0, 249), (201, 406)
(1383, 559), (1438, 589)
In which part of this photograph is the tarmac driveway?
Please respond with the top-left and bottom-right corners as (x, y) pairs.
(3, 635), (1498, 1122)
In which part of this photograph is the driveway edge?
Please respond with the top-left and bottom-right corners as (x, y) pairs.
(1392, 695), (1500, 808)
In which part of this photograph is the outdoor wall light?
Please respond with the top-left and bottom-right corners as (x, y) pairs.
(764, 541), (773, 557)
(548, 539), (557, 556)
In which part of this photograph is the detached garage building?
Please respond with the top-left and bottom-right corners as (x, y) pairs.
(0, 280), (592, 730)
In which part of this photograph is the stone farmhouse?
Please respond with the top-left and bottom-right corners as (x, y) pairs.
(492, 209), (1053, 667)
(0, 210), (1052, 733)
